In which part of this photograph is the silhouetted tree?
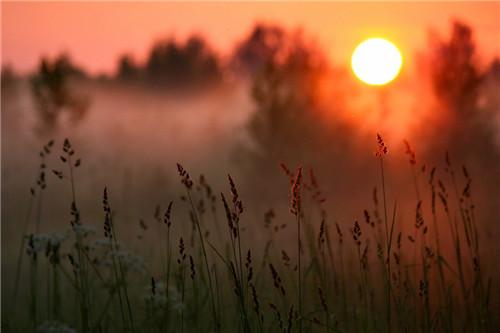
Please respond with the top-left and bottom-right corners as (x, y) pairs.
(145, 35), (221, 88)
(30, 55), (89, 135)
(429, 21), (482, 118)
(232, 23), (288, 75)
(426, 21), (500, 177)
(480, 58), (500, 116)
(240, 25), (342, 169)
(117, 54), (140, 81)
(1, 65), (18, 95)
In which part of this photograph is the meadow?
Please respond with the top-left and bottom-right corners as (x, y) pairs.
(2, 13), (500, 333)
(2, 133), (496, 333)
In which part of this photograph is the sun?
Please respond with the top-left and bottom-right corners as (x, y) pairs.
(351, 38), (403, 86)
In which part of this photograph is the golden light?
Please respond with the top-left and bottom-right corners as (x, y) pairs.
(351, 38), (403, 86)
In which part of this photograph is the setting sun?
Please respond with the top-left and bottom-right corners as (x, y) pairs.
(351, 38), (403, 86)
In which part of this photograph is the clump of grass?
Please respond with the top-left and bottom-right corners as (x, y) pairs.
(12, 140), (54, 317)
(177, 163), (220, 331)
(6, 137), (496, 333)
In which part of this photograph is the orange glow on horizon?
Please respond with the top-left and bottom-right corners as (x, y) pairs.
(1, 2), (499, 75)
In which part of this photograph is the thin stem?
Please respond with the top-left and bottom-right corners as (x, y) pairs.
(12, 193), (35, 314)
(297, 212), (303, 333)
(187, 191), (219, 332)
(379, 157), (391, 332)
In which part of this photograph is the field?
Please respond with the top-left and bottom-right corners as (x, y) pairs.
(2, 4), (500, 332)
(2, 130), (497, 332)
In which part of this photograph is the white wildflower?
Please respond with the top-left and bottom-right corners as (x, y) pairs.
(37, 320), (77, 333)
(26, 231), (69, 256)
(92, 238), (114, 248)
(71, 224), (95, 237)
(98, 249), (147, 274)
(144, 284), (184, 311)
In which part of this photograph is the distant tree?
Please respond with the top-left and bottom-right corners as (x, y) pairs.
(145, 35), (221, 88)
(30, 55), (89, 135)
(184, 36), (220, 82)
(480, 58), (500, 115)
(117, 54), (140, 81)
(429, 21), (482, 118)
(1, 66), (21, 114)
(427, 20), (500, 168)
(1, 65), (18, 93)
(240, 25), (341, 169)
(231, 23), (288, 75)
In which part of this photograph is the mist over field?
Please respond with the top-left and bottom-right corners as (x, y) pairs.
(3, 21), (499, 232)
(2, 6), (500, 332)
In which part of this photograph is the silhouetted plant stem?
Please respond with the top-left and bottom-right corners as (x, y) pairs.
(379, 156), (392, 332)
(64, 149), (90, 332)
(295, 211), (303, 332)
(186, 190), (219, 332)
(13, 140), (54, 315)
(30, 252), (38, 331)
(12, 192), (35, 314)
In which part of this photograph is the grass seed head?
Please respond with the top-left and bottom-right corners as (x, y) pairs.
(375, 133), (388, 157)
(290, 167), (303, 216)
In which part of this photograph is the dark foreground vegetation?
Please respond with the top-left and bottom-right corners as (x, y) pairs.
(2, 134), (497, 333)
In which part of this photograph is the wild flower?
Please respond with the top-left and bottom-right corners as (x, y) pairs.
(375, 133), (388, 157)
(403, 139), (417, 165)
(164, 201), (173, 227)
(176, 163), (193, 189)
(92, 238), (115, 248)
(26, 232), (69, 258)
(290, 167), (303, 216)
(250, 282), (262, 323)
(221, 193), (237, 238)
(98, 249), (147, 274)
(10, 133), (494, 332)
(351, 221), (362, 246)
(317, 218), (326, 251)
(189, 255), (195, 280)
(269, 263), (285, 295)
(144, 281), (183, 310)
(37, 320), (77, 333)
(415, 201), (425, 230)
(363, 209), (375, 227)
(71, 224), (95, 238)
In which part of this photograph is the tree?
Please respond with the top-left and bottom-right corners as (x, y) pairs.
(231, 23), (288, 75)
(429, 21), (482, 118)
(426, 20), (500, 176)
(117, 54), (140, 81)
(239, 25), (343, 170)
(480, 58), (500, 117)
(144, 35), (221, 88)
(30, 55), (89, 134)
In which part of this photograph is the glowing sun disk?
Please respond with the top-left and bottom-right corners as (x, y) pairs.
(351, 38), (402, 85)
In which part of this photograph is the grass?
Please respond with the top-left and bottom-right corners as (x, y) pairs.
(2, 136), (496, 333)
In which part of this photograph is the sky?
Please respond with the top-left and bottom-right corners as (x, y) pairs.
(2, 2), (499, 75)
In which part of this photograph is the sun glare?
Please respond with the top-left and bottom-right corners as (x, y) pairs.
(351, 38), (402, 86)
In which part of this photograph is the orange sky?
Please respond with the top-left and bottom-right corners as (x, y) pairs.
(2, 2), (499, 75)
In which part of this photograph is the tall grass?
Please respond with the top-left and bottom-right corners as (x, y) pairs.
(4, 136), (496, 333)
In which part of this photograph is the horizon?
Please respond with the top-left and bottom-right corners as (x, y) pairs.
(2, 2), (499, 75)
